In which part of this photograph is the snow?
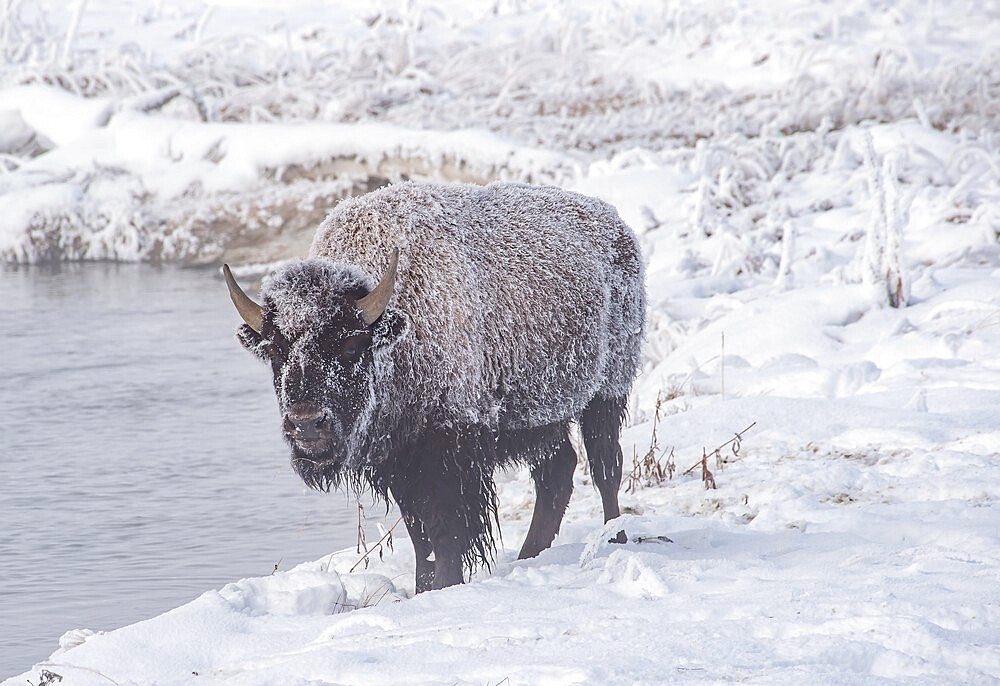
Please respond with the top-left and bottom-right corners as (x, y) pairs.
(5, 0), (1000, 683)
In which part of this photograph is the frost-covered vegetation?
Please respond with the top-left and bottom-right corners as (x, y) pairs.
(3, 0), (998, 265)
(5, 0), (1000, 684)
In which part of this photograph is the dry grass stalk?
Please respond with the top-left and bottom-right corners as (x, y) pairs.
(356, 501), (366, 555)
(328, 573), (404, 614)
(350, 515), (403, 573)
(699, 448), (717, 490)
(625, 391), (676, 492)
(29, 670), (63, 686)
(681, 421), (757, 489)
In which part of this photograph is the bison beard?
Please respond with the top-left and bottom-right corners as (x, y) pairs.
(225, 181), (645, 592)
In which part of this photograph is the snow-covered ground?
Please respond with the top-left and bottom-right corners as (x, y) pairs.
(5, 0), (1000, 683)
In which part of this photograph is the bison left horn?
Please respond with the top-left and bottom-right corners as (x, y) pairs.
(356, 248), (399, 326)
(222, 264), (263, 333)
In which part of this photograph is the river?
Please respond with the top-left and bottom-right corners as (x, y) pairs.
(0, 263), (365, 677)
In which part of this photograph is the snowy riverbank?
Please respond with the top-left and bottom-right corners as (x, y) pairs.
(4, 0), (1000, 683)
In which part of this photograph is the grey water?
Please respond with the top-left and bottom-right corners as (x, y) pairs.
(0, 263), (365, 678)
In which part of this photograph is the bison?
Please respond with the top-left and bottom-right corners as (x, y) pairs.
(224, 181), (645, 592)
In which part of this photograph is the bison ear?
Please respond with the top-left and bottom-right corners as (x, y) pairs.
(370, 306), (409, 350)
(236, 323), (268, 360)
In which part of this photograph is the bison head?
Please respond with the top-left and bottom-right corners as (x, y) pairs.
(224, 250), (408, 489)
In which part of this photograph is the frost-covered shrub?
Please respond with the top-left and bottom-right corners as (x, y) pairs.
(1, 0), (999, 264)
(860, 133), (909, 309)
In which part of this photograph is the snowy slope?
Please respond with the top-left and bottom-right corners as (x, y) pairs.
(5, 0), (1000, 684)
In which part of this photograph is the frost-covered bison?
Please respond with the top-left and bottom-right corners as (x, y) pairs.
(224, 182), (645, 591)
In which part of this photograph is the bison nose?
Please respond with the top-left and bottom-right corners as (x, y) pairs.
(283, 407), (327, 440)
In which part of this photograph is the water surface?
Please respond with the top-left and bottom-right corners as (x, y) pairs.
(0, 263), (365, 677)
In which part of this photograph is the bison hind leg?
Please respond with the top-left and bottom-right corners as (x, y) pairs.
(581, 394), (626, 523)
(517, 423), (577, 560)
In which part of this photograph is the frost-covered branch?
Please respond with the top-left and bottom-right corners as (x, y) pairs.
(861, 132), (909, 308)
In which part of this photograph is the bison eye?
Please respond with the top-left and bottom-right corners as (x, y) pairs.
(261, 333), (288, 360)
(263, 341), (281, 359)
(340, 334), (371, 360)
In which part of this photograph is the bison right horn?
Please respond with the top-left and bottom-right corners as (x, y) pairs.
(222, 264), (264, 333)
(356, 248), (399, 326)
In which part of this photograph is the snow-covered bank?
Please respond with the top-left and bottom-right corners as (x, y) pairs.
(0, 99), (572, 263)
(9, 389), (1000, 684)
(6, 0), (1000, 683)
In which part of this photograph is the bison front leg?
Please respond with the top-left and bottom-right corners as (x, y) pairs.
(410, 430), (500, 590)
(389, 436), (499, 591)
(395, 499), (435, 594)
(425, 455), (497, 590)
(388, 470), (436, 593)
(392, 481), (467, 590)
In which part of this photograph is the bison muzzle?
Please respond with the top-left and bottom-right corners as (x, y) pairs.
(225, 181), (645, 592)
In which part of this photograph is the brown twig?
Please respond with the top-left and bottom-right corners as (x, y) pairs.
(356, 501), (366, 554)
(350, 516), (403, 573)
(682, 421), (757, 477)
(626, 392), (676, 492)
(700, 448), (716, 490)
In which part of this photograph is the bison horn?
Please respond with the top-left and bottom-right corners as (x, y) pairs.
(356, 248), (399, 326)
(222, 264), (263, 333)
